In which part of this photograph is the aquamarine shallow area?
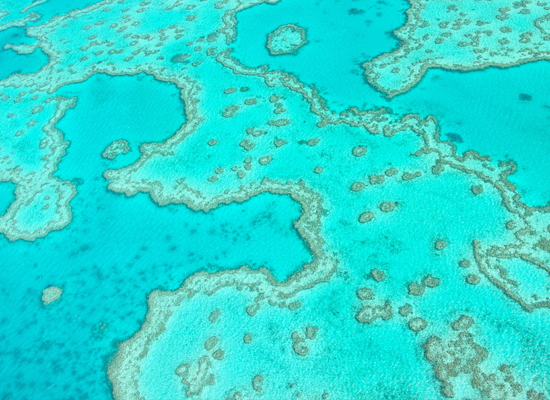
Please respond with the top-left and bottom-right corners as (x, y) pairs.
(54, 72), (310, 282)
(0, 181), (15, 215)
(0, 27), (38, 47)
(232, 0), (408, 109)
(234, 0), (550, 207)
(56, 72), (186, 169)
(0, 28), (48, 81)
(400, 62), (550, 207)
(26, 0), (102, 26)
(0, 71), (311, 399)
(3, 0), (550, 398)
(0, 46), (48, 81)
(0, 189), (309, 399)
(0, 190), (308, 398)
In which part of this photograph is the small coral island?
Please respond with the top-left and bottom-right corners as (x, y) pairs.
(42, 286), (62, 305)
(102, 139), (130, 160)
(267, 24), (307, 56)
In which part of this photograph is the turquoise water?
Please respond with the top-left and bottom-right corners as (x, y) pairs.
(0, 46), (48, 80)
(27, 0), (102, 24)
(234, 0), (550, 207)
(0, 27), (37, 47)
(0, 72), (310, 398)
(403, 63), (550, 207)
(0, 27), (48, 80)
(55, 72), (187, 169)
(2, 0), (550, 398)
(232, 0), (408, 110)
(0, 181), (15, 215)
(0, 190), (309, 399)
(0, 0), (102, 27)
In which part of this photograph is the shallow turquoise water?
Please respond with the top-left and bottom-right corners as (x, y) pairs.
(55, 72), (187, 169)
(0, 28), (48, 81)
(0, 189), (309, 399)
(28, 0), (102, 26)
(2, 0), (550, 398)
(0, 27), (37, 47)
(0, 73), (311, 399)
(0, 181), (15, 215)
(232, 0), (408, 110)
(0, 46), (48, 80)
(404, 63), (550, 207)
(234, 0), (550, 206)
(0, 0), (100, 82)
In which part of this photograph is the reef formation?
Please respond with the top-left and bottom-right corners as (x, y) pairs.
(266, 23), (307, 55)
(41, 285), (62, 305)
(363, 0), (550, 97)
(1, 0), (550, 399)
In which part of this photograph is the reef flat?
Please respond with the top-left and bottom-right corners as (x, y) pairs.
(266, 24), (306, 55)
(1, 0), (550, 399)
(41, 285), (62, 305)
(363, 0), (550, 97)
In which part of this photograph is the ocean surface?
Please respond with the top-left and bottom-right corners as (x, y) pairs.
(233, 0), (550, 207)
(1, 0), (550, 399)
